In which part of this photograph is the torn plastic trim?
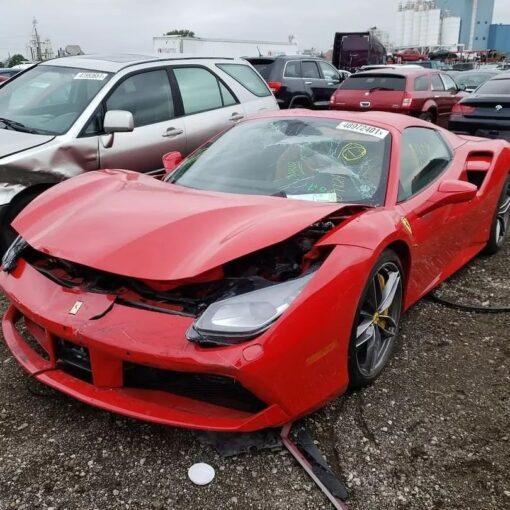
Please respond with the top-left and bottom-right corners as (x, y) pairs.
(281, 423), (348, 509)
(1, 235), (28, 272)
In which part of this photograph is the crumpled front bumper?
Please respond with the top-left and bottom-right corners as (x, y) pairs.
(0, 259), (291, 432)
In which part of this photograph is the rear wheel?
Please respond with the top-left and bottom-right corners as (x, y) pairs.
(483, 176), (510, 255)
(419, 111), (434, 123)
(348, 251), (403, 389)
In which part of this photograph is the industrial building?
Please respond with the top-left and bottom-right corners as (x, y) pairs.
(436, 0), (495, 50)
(489, 24), (510, 56)
(396, 1), (461, 50)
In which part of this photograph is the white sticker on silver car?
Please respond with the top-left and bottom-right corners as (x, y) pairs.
(74, 72), (108, 81)
(336, 121), (389, 139)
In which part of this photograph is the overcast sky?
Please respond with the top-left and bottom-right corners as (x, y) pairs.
(1, 0), (510, 60)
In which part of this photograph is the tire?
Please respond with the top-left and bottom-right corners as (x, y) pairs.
(348, 250), (404, 389)
(0, 190), (44, 256)
(419, 111), (434, 123)
(483, 175), (510, 255)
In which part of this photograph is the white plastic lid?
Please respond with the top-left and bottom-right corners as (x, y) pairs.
(188, 463), (215, 486)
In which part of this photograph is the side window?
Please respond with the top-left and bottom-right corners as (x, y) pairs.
(302, 61), (321, 79)
(216, 63), (270, 97)
(414, 75), (429, 91)
(219, 81), (237, 106)
(174, 67), (227, 114)
(441, 74), (457, 92)
(431, 74), (445, 91)
(284, 61), (301, 78)
(318, 61), (339, 81)
(398, 127), (452, 202)
(105, 70), (174, 128)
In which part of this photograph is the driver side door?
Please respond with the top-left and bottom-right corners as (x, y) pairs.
(395, 127), (466, 298)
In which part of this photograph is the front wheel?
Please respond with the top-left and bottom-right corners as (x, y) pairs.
(483, 175), (510, 255)
(348, 251), (404, 389)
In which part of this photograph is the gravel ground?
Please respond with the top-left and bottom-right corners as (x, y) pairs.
(0, 242), (508, 510)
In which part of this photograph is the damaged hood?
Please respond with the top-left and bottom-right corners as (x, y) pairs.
(0, 128), (54, 161)
(14, 170), (347, 281)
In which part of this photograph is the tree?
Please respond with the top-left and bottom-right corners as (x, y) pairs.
(7, 54), (28, 68)
(164, 29), (195, 38)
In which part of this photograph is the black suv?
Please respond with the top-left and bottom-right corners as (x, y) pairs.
(246, 55), (348, 109)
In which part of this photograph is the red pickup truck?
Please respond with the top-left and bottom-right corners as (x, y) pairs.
(329, 68), (466, 126)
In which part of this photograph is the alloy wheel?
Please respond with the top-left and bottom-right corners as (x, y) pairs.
(495, 180), (510, 247)
(355, 262), (403, 378)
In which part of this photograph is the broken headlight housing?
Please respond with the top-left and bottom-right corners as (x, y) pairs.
(188, 272), (314, 345)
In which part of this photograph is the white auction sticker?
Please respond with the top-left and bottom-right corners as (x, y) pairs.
(288, 193), (337, 203)
(336, 121), (389, 139)
(74, 72), (108, 81)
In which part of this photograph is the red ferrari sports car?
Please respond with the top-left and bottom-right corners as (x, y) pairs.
(1, 111), (509, 432)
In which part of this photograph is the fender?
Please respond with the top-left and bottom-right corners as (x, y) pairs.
(421, 99), (438, 116)
(288, 95), (312, 108)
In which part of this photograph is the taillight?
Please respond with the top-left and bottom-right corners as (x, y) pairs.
(452, 103), (475, 114)
(267, 81), (282, 93)
(401, 93), (413, 108)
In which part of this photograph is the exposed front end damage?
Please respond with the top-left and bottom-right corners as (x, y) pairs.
(0, 202), (371, 431)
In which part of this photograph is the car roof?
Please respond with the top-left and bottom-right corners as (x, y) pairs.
(40, 53), (241, 73)
(246, 55), (326, 62)
(492, 71), (510, 79)
(354, 68), (440, 77)
(244, 108), (429, 131)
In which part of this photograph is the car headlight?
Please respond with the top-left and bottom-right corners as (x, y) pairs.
(188, 273), (314, 345)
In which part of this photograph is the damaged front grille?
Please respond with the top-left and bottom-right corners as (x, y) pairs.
(22, 216), (351, 317)
(123, 363), (267, 414)
(54, 338), (92, 383)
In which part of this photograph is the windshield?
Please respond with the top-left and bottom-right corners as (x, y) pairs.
(169, 117), (391, 206)
(0, 65), (112, 135)
(247, 59), (275, 79)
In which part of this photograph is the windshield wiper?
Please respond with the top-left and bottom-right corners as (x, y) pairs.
(0, 117), (45, 134)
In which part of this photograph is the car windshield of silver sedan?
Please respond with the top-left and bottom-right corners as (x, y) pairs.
(169, 117), (392, 206)
(0, 65), (112, 135)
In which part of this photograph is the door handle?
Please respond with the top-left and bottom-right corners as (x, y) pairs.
(304, 81), (313, 85)
(162, 127), (184, 138)
(327, 82), (336, 85)
(229, 113), (244, 122)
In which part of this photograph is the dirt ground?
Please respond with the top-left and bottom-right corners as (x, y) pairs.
(0, 241), (508, 510)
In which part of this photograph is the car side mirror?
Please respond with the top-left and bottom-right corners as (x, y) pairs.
(162, 151), (183, 176)
(457, 83), (466, 92)
(103, 110), (134, 134)
(416, 180), (477, 217)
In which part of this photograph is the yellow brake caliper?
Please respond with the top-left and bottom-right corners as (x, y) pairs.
(374, 273), (389, 329)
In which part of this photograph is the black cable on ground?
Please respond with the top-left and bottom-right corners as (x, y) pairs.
(26, 367), (61, 398)
(429, 292), (510, 313)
